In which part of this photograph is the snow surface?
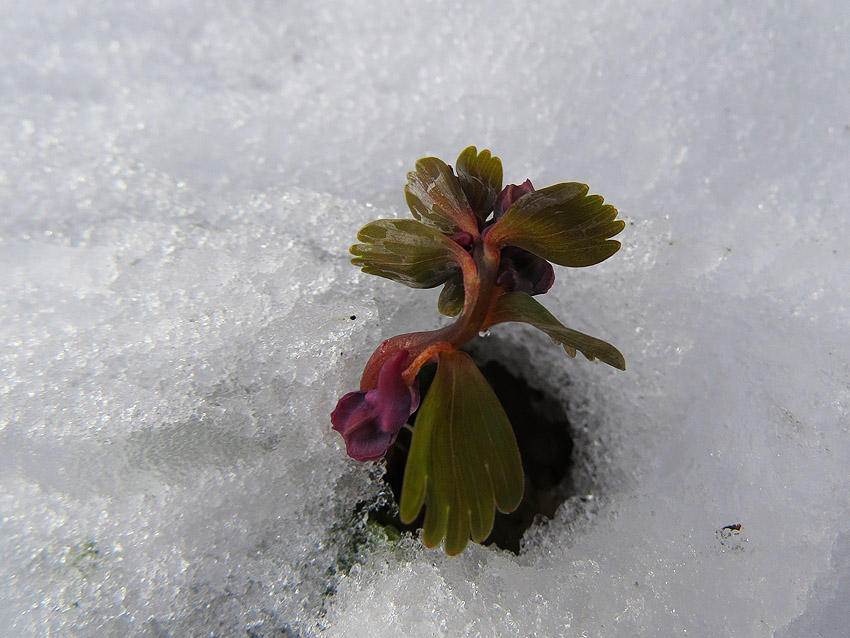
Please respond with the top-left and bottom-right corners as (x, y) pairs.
(2, 0), (849, 636)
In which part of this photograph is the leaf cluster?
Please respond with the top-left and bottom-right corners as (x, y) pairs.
(342, 146), (627, 555)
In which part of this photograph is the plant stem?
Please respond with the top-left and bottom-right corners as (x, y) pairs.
(359, 237), (502, 390)
(448, 237), (500, 348)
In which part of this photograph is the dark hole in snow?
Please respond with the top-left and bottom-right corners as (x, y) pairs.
(369, 345), (576, 555)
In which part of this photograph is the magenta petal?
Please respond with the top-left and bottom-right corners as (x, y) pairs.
(331, 350), (419, 462)
(374, 350), (417, 433)
(331, 390), (370, 431)
(345, 427), (399, 462)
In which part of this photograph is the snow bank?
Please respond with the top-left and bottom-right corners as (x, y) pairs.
(2, 1), (848, 635)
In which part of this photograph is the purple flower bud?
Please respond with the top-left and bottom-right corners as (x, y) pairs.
(331, 350), (420, 462)
(496, 246), (555, 295)
(490, 181), (554, 295)
(493, 179), (535, 220)
(449, 231), (474, 251)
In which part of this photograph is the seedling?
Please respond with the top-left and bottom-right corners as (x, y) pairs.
(332, 147), (625, 555)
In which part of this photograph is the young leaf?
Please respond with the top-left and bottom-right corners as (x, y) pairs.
(455, 146), (503, 222)
(437, 274), (465, 317)
(405, 157), (479, 235)
(351, 219), (466, 288)
(486, 182), (625, 267)
(400, 349), (524, 555)
(485, 292), (626, 370)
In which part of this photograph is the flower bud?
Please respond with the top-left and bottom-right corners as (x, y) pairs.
(331, 350), (420, 461)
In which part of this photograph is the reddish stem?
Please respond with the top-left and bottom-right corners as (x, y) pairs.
(358, 233), (503, 390)
(401, 342), (454, 385)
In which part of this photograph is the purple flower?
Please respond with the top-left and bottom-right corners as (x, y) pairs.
(331, 350), (420, 461)
(490, 180), (555, 295)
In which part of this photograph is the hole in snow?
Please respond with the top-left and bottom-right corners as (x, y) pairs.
(369, 342), (577, 555)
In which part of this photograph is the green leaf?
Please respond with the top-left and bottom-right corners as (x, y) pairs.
(400, 349), (524, 555)
(486, 292), (626, 370)
(404, 156), (479, 235)
(437, 274), (465, 317)
(350, 219), (464, 288)
(455, 146), (503, 220)
(487, 182), (625, 267)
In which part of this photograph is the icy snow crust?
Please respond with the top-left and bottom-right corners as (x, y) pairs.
(2, 1), (849, 636)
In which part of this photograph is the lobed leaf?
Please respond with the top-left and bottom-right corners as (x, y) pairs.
(350, 219), (466, 288)
(486, 292), (626, 370)
(455, 146), (503, 222)
(486, 182), (625, 267)
(400, 349), (524, 555)
(404, 156), (479, 235)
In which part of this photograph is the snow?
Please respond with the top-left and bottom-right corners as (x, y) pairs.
(2, 1), (849, 636)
